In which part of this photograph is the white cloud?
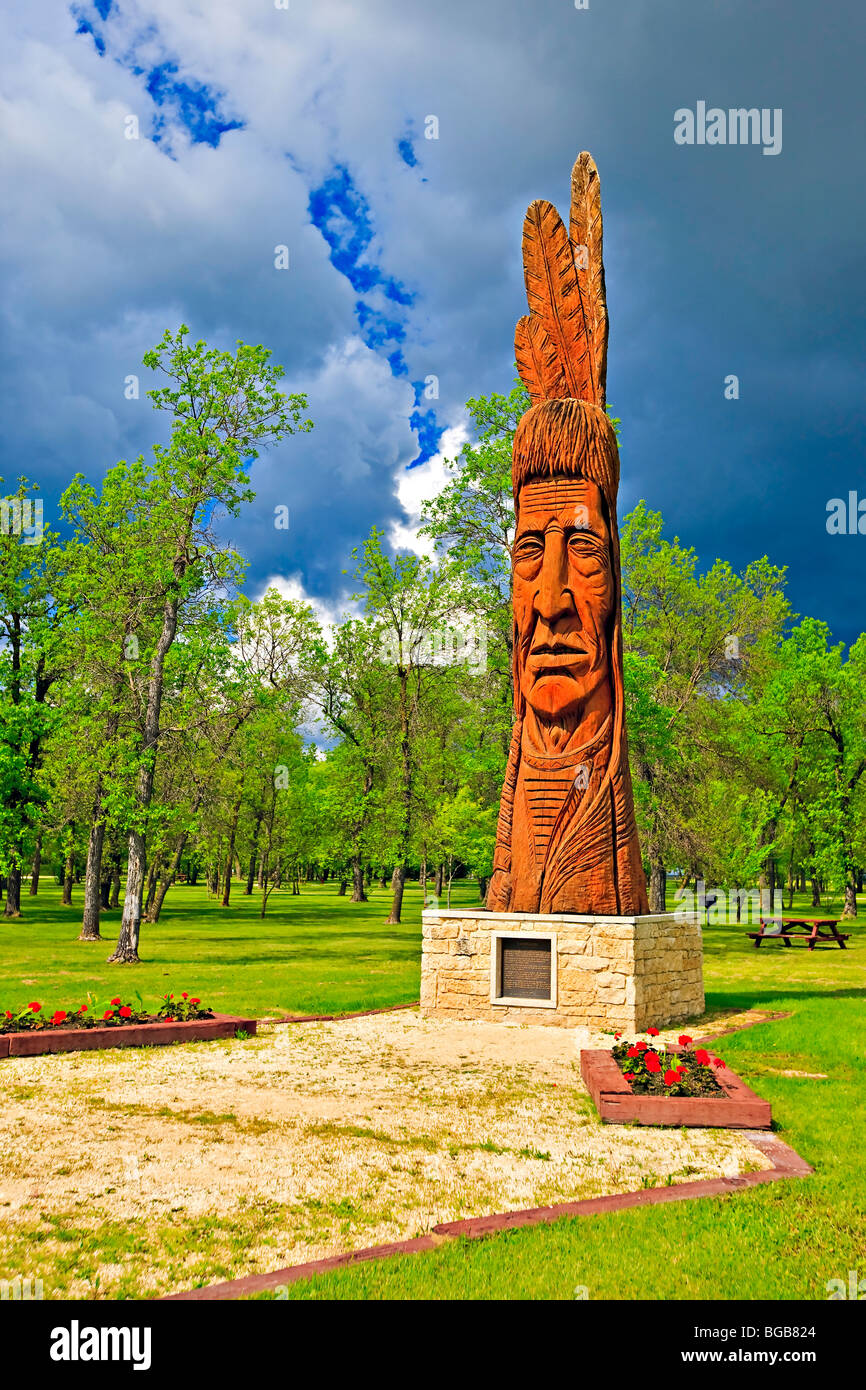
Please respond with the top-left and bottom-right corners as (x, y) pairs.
(388, 418), (469, 556)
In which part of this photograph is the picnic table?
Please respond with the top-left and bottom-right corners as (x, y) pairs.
(747, 918), (850, 951)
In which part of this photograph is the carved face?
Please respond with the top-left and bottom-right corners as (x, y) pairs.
(512, 475), (614, 724)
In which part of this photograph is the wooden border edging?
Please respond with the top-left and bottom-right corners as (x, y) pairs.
(159, 1006), (808, 1300)
(0, 1014), (256, 1058)
(162, 1130), (811, 1300)
(580, 1046), (773, 1128)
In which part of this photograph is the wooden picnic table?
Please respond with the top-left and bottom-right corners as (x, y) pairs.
(747, 918), (850, 951)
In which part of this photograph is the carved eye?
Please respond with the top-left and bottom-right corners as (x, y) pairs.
(514, 535), (543, 564)
(568, 531), (607, 572)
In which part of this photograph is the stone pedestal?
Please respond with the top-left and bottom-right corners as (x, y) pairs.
(420, 909), (703, 1032)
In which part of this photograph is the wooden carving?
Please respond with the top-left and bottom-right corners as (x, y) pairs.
(486, 152), (649, 918)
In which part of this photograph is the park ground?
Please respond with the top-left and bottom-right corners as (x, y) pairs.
(0, 880), (864, 1300)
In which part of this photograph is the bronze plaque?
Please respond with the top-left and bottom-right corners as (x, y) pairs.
(500, 937), (552, 1000)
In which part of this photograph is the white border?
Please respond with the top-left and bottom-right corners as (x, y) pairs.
(490, 930), (558, 1009)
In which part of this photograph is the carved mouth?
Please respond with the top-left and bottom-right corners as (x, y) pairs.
(532, 642), (586, 657)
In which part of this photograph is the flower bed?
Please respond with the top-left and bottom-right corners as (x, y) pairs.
(0, 992), (256, 1058)
(612, 1030), (728, 1098)
(581, 1027), (772, 1128)
(1, 991), (211, 1034)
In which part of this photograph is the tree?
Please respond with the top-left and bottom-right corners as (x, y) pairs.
(354, 528), (461, 923)
(60, 326), (312, 962)
(0, 479), (59, 917)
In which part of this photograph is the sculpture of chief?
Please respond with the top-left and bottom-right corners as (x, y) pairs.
(486, 153), (649, 918)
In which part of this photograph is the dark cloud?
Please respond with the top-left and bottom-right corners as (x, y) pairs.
(2, 0), (864, 640)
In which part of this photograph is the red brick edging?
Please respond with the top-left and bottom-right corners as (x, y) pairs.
(160, 1006), (810, 1301)
(0, 1014), (256, 1058)
(162, 1130), (811, 1300)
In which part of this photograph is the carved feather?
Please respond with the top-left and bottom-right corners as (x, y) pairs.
(514, 314), (566, 404)
(569, 151), (607, 407)
(521, 199), (595, 404)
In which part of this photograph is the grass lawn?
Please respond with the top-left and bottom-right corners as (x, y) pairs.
(0, 878), (449, 1018)
(275, 892), (866, 1301)
(2, 880), (864, 1300)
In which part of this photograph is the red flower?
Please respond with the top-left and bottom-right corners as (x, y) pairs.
(645, 1052), (662, 1073)
(627, 1045), (640, 1058)
(678, 1035), (693, 1047)
(50, 1010), (67, 1026)
(694, 1048), (711, 1066)
(103, 1009), (114, 1020)
(623, 1072), (636, 1082)
(190, 998), (200, 1006)
(713, 1058), (726, 1069)
(4, 1011), (11, 1019)
(614, 1031), (622, 1040)
(110, 997), (121, 1006)
(663, 1069), (680, 1086)
(79, 1004), (87, 1013)
(165, 1016), (175, 1022)
(647, 1027), (660, 1037)
(28, 1001), (41, 1012)
(119, 1006), (132, 1019)
(635, 1040), (648, 1052)
(182, 993), (188, 999)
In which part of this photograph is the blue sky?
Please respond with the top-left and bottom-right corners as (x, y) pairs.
(2, 0), (865, 640)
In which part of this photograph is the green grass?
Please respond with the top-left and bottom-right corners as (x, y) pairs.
(3, 880), (865, 1299)
(0, 878), (469, 1018)
(266, 893), (866, 1301)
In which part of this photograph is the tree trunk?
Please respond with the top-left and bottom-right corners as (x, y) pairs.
(62, 837), (75, 906)
(147, 833), (190, 923)
(434, 863), (444, 898)
(109, 857), (121, 909)
(109, 590), (180, 964)
(144, 857), (161, 916)
(419, 856), (427, 896)
(351, 854), (367, 903)
(108, 830), (145, 962)
(80, 806), (106, 940)
(29, 835), (42, 896)
(338, 878), (347, 896)
(842, 879), (857, 920)
(387, 864), (406, 924)
(100, 871), (111, 910)
(810, 868), (821, 909)
(477, 875), (488, 901)
(786, 852), (795, 912)
(221, 795), (242, 908)
(4, 868), (21, 918)
(244, 810), (261, 895)
(259, 840), (271, 918)
(189, 861), (199, 887)
(649, 855), (666, 914)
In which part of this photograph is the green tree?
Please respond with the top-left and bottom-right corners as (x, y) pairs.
(61, 326), (312, 962)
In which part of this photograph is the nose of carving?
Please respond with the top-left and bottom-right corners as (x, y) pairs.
(535, 532), (574, 623)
